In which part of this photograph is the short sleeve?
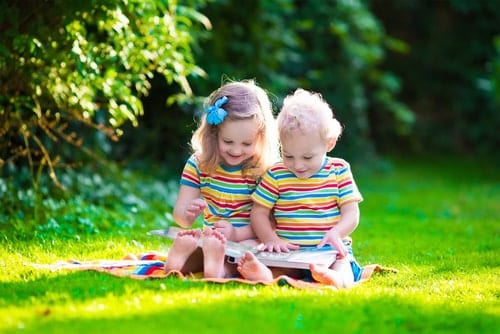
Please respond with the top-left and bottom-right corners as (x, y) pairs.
(251, 168), (279, 209)
(334, 159), (363, 205)
(179, 154), (201, 188)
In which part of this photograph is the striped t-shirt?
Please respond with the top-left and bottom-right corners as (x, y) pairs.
(180, 154), (257, 228)
(251, 156), (362, 246)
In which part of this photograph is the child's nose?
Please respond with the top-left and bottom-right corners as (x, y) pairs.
(293, 160), (304, 170)
(232, 146), (242, 155)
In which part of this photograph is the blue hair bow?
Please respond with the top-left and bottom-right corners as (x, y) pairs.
(205, 96), (228, 125)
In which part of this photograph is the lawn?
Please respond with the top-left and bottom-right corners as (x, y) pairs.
(0, 156), (498, 333)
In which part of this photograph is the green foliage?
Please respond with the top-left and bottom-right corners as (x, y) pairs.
(371, 0), (500, 155)
(493, 35), (500, 105)
(2, 0), (499, 187)
(187, 0), (413, 161)
(0, 0), (208, 183)
(290, 0), (414, 159)
(0, 162), (178, 239)
(115, 0), (499, 165)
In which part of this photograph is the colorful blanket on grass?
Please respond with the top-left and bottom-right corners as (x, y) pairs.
(31, 251), (397, 290)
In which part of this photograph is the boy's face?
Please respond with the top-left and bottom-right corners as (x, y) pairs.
(280, 130), (330, 179)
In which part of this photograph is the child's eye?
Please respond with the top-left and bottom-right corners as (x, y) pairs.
(284, 155), (293, 159)
(223, 140), (233, 144)
(243, 142), (253, 147)
(304, 156), (312, 160)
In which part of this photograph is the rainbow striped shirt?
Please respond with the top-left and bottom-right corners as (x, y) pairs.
(180, 154), (257, 228)
(251, 157), (362, 246)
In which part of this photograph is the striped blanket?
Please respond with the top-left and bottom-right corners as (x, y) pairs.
(31, 251), (397, 290)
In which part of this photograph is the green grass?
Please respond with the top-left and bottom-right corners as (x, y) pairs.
(1, 156), (499, 333)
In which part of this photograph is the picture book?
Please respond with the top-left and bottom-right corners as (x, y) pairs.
(148, 226), (337, 270)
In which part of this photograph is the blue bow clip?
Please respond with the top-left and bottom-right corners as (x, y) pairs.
(205, 96), (228, 125)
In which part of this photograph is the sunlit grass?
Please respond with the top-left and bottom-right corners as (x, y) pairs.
(1, 156), (499, 333)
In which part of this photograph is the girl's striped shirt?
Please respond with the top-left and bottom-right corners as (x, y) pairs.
(180, 154), (257, 228)
(251, 156), (362, 246)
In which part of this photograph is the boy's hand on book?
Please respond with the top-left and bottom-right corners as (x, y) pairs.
(258, 239), (300, 253)
(318, 230), (348, 259)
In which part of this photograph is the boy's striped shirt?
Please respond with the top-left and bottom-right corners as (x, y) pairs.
(252, 157), (362, 246)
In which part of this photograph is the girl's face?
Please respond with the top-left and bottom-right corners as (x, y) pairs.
(217, 118), (260, 167)
(280, 131), (330, 179)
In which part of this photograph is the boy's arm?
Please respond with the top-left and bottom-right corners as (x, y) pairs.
(334, 201), (360, 238)
(234, 224), (256, 241)
(251, 203), (299, 252)
(250, 203), (275, 242)
(317, 201), (360, 257)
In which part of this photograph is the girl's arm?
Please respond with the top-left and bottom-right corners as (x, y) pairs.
(213, 221), (256, 242)
(173, 185), (206, 228)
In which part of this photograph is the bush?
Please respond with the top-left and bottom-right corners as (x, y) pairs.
(0, 0), (208, 183)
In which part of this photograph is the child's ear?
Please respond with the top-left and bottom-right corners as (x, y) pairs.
(326, 137), (337, 152)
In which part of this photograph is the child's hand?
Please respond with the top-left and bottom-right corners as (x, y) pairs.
(317, 229), (348, 259)
(213, 220), (236, 241)
(184, 198), (207, 223)
(259, 239), (300, 253)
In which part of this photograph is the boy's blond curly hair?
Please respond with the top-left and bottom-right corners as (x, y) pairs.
(278, 88), (342, 143)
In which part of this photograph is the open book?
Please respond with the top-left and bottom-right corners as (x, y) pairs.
(148, 226), (337, 270)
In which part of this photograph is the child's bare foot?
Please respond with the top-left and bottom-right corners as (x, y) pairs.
(309, 263), (343, 287)
(164, 229), (201, 273)
(237, 251), (273, 281)
(201, 228), (226, 278)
